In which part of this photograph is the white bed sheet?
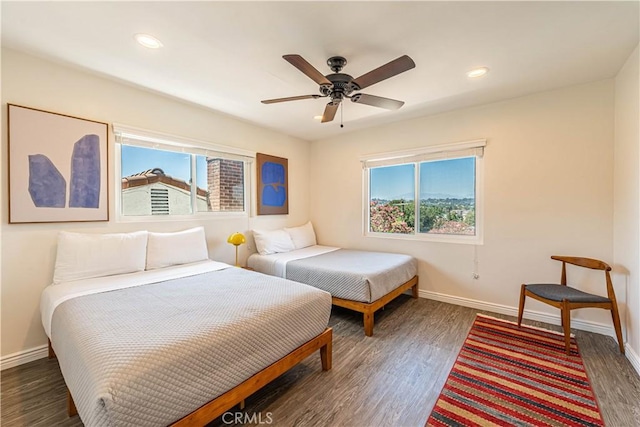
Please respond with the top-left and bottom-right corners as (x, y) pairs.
(41, 259), (230, 338)
(247, 245), (339, 277)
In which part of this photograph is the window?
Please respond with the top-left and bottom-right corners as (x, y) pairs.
(114, 124), (252, 219)
(196, 155), (245, 213)
(363, 140), (485, 243)
(370, 164), (415, 234)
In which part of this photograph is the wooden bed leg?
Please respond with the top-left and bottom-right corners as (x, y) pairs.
(363, 311), (374, 337)
(48, 339), (56, 359)
(331, 276), (418, 337)
(320, 336), (332, 371)
(67, 389), (78, 417)
(238, 400), (245, 410)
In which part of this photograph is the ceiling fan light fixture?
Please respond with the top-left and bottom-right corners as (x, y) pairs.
(134, 33), (163, 49)
(467, 67), (489, 78)
(313, 115), (323, 121)
(262, 54), (415, 123)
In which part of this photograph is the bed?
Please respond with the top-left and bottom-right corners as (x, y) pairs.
(41, 228), (333, 427)
(248, 225), (418, 337)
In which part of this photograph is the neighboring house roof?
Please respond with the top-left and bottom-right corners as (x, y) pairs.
(122, 168), (207, 197)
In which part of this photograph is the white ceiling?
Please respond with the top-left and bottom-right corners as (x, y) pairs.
(2, 1), (638, 142)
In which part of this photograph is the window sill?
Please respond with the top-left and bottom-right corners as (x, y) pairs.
(365, 231), (483, 245)
(116, 211), (248, 223)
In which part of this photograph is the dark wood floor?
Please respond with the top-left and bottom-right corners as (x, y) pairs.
(2, 298), (640, 426)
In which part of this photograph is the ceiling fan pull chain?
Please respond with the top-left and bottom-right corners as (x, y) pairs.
(340, 102), (344, 128)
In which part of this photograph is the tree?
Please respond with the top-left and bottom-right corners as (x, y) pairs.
(370, 201), (414, 234)
(464, 209), (475, 227)
(390, 199), (415, 228)
(419, 203), (449, 232)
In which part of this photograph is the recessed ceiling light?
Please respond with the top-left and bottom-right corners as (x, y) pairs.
(467, 67), (489, 78)
(134, 33), (163, 49)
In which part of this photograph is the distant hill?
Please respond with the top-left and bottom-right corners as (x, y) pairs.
(421, 192), (474, 199)
(372, 194), (474, 202)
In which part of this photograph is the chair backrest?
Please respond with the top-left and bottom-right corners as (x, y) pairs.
(551, 255), (616, 301)
(551, 256), (612, 271)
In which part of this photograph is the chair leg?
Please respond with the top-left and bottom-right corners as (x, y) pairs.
(517, 284), (526, 327)
(610, 303), (625, 355)
(562, 300), (571, 355)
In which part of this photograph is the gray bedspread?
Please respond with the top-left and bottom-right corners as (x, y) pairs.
(51, 267), (331, 427)
(286, 249), (417, 303)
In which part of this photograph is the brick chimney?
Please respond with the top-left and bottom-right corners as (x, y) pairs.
(206, 158), (244, 211)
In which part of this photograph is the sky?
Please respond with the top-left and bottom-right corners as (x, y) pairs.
(370, 157), (476, 200)
(121, 145), (208, 188)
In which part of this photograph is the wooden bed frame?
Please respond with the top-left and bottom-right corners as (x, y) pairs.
(53, 327), (333, 426)
(332, 275), (419, 336)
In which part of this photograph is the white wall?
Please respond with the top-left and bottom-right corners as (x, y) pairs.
(614, 45), (640, 361)
(310, 80), (618, 333)
(0, 48), (311, 360)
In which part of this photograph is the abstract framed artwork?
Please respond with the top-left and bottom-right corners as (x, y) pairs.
(256, 153), (288, 215)
(8, 104), (109, 223)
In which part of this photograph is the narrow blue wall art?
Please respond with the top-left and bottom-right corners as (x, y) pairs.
(257, 153), (288, 215)
(69, 134), (101, 208)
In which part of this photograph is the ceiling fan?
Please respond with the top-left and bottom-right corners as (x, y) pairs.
(262, 54), (416, 123)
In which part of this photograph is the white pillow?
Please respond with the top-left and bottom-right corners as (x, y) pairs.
(146, 227), (209, 270)
(253, 229), (295, 255)
(53, 231), (148, 284)
(285, 221), (317, 249)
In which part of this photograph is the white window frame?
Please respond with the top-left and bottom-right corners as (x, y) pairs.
(361, 139), (486, 245)
(113, 124), (254, 222)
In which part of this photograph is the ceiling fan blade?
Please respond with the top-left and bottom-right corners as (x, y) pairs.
(321, 102), (339, 123)
(351, 93), (404, 110)
(283, 54), (332, 86)
(351, 55), (416, 90)
(261, 94), (321, 104)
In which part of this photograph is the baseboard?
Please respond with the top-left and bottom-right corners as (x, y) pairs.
(625, 343), (640, 377)
(418, 289), (617, 338)
(0, 345), (48, 371)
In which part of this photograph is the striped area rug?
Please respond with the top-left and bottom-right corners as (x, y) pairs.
(426, 314), (604, 427)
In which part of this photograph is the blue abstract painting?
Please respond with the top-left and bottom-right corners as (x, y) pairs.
(257, 153), (288, 215)
(69, 134), (100, 208)
(261, 161), (286, 207)
(8, 104), (108, 223)
(28, 154), (66, 207)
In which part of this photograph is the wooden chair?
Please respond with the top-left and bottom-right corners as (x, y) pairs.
(517, 256), (624, 355)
